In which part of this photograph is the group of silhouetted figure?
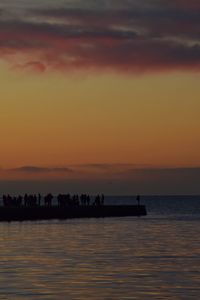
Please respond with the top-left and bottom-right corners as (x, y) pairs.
(2, 193), (105, 208)
(3, 194), (42, 207)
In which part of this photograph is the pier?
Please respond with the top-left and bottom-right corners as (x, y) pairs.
(0, 205), (147, 221)
(0, 193), (147, 221)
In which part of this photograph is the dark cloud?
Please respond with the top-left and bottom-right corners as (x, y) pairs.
(79, 163), (135, 169)
(0, 166), (200, 194)
(9, 165), (200, 178)
(78, 163), (151, 171)
(0, 1), (199, 73)
(11, 166), (73, 173)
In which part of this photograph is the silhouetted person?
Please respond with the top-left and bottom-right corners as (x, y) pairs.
(75, 195), (79, 206)
(44, 193), (53, 207)
(24, 194), (28, 206)
(17, 195), (22, 207)
(95, 195), (101, 206)
(101, 194), (104, 206)
(86, 195), (90, 206)
(33, 195), (37, 206)
(80, 194), (85, 206)
(57, 194), (62, 207)
(2, 195), (6, 206)
(38, 193), (41, 206)
(72, 195), (77, 206)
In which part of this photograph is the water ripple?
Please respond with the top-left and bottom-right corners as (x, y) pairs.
(0, 217), (200, 299)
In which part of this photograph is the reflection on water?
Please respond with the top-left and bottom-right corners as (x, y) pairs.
(0, 216), (200, 299)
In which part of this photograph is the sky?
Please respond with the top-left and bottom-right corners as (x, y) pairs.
(0, 0), (200, 194)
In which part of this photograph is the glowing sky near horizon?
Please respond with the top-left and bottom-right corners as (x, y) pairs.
(0, 0), (200, 192)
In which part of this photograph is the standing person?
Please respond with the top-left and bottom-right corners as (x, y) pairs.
(101, 194), (105, 205)
(86, 195), (90, 206)
(38, 193), (41, 206)
(24, 194), (28, 207)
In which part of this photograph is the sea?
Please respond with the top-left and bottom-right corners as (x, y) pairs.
(0, 195), (200, 299)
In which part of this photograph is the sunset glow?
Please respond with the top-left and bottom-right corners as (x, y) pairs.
(0, 0), (200, 193)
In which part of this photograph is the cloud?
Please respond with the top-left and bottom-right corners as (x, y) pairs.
(7, 164), (200, 179)
(0, 1), (199, 74)
(10, 166), (73, 173)
(14, 61), (46, 72)
(0, 165), (200, 194)
(3, 164), (131, 178)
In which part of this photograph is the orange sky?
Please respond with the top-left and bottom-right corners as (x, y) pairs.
(1, 62), (200, 173)
(0, 0), (200, 194)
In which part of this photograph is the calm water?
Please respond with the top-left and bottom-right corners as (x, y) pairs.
(0, 196), (200, 299)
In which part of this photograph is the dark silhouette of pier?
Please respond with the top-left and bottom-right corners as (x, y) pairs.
(0, 194), (147, 221)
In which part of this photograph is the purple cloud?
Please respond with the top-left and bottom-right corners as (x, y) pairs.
(0, 1), (199, 73)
